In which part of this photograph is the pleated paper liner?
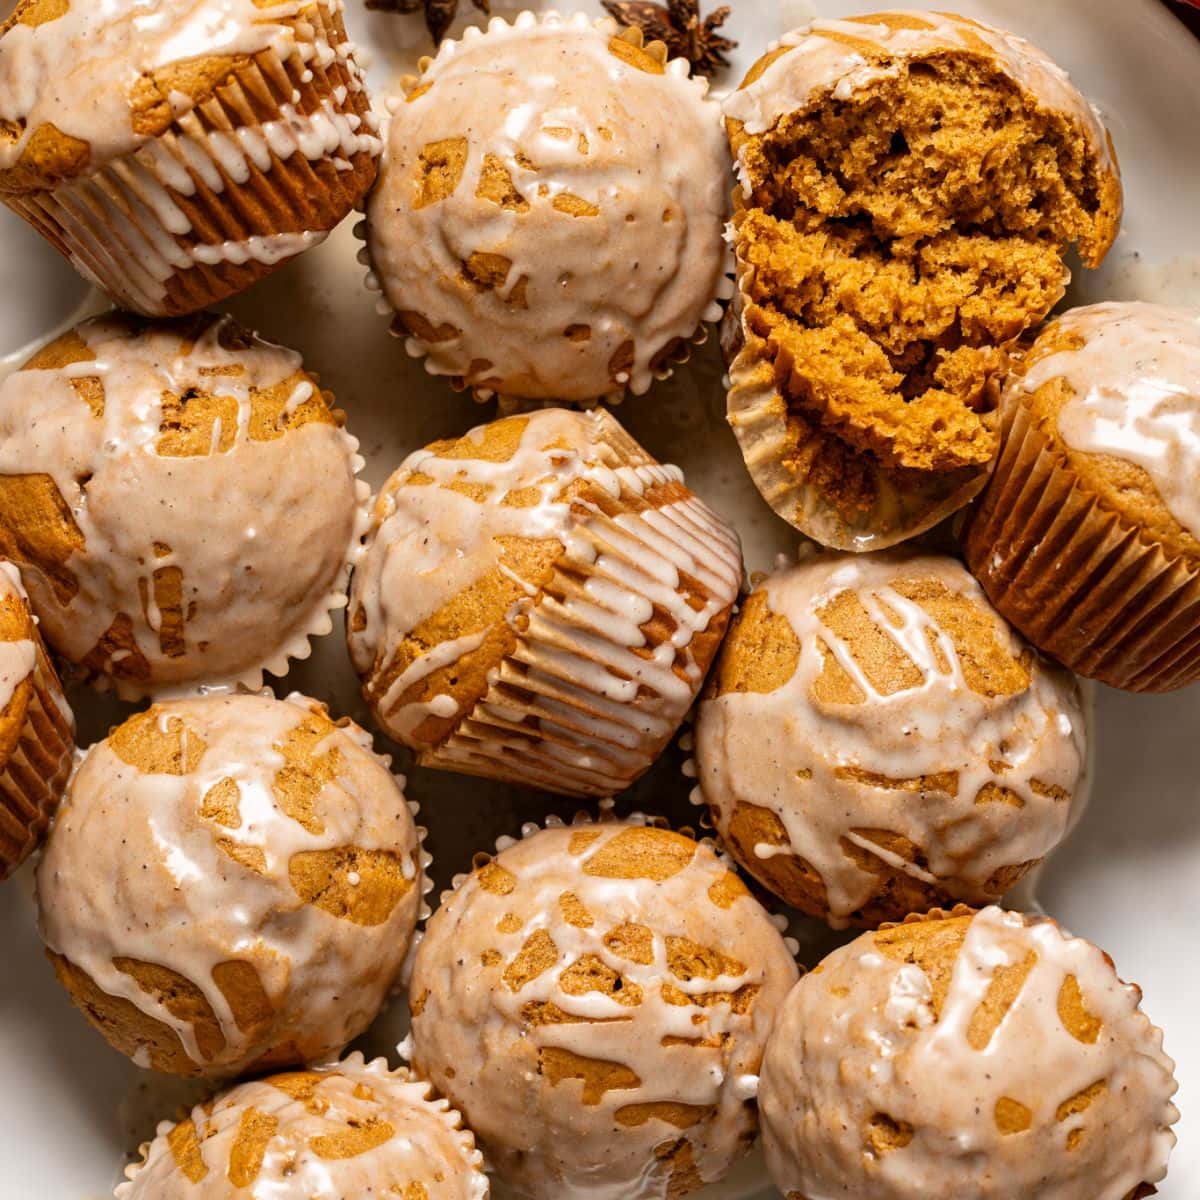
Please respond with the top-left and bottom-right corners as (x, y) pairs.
(0, 633), (74, 880)
(961, 395), (1200, 693)
(2, 1), (379, 318)
(725, 210), (993, 553)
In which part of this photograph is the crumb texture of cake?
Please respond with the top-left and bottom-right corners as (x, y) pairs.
(366, 11), (729, 403)
(409, 821), (799, 1199)
(759, 907), (1179, 1200)
(694, 550), (1086, 927)
(0, 0), (380, 314)
(723, 11), (1121, 549)
(36, 693), (424, 1078)
(347, 407), (742, 797)
(0, 312), (367, 698)
(117, 1054), (488, 1199)
(963, 302), (1200, 692)
(0, 559), (74, 879)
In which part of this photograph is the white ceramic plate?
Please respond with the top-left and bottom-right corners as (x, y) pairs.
(0, 0), (1197, 1196)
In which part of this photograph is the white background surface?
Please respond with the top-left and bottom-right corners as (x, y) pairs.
(0, 0), (1196, 1196)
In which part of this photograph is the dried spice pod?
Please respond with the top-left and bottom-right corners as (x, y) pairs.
(601, 0), (736, 76)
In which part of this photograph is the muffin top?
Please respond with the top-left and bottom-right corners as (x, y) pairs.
(410, 820), (799, 1199)
(37, 693), (423, 1077)
(725, 11), (1116, 213)
(1011, 301), (1200, 563)
(348, 407), (741, 792)
(0, 311), (366, 697)
(0, 560), (39, 732)
(118, 1055), (488, 1200)
(759, 907), (1179, 1200)
(366, 12), (729, 402)
(695, 550), (1086, 925)
(0, 0), (346, 189)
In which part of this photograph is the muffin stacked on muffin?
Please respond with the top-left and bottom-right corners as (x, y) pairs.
(37, 693), (425, 1077)
(0, 311), (366, 697)
(759, 907), (1178, 1200)
(693, 550), (1086, 926)
(409, 820), (799, 1199)
(0, 560), (74, 880)
(348, 408), (742, 797)
(119, 1055), (487, 1199)
(365, 12), (729, 405)
(0, 0), (380, 315)
(722, 11), (1121, 548)
(964, 301), (1200, 692)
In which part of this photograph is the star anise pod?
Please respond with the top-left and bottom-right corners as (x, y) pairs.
(365, 0), (490, 46)
(601, 0), (736, 76)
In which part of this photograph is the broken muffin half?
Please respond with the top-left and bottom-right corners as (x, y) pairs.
(723, 10), (1121, 550)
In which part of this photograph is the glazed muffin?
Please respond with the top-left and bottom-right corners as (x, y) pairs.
(409, 820), (799, 1199)
(0, 560), (74, 880)
(759, 907), (1179, 1200)
(364, 12), (729, 406)
(722, 11), (1122, 549)
(0, 311), (367, 698)
(37, 693), (426, 1078)
(118, 1055), (487, 1199)
(347, 408), (742, 798)
(693, 550), (1086, 927)
(963, 302), (1200, 692)
(0, 0), (380, 316)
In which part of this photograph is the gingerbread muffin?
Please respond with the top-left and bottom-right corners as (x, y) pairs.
(0, 560), (74, 880)
(0, 0), (380, 315)
(409, 820), (799, 1199)
(0, 312), (367, 698)
(963, 302), (1200, 692)
(722, 11), (1122, 549)
(759, 907), (1179, 1200)
(364, 11), (729, 405)
(347, 408), (742, 798)
(118, 1055), (487, 1199)
(37, 693), (426, 1078)
(693, 550), (1086, 927)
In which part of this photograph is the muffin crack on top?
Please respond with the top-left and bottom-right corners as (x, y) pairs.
(723, 11), (1122, 548)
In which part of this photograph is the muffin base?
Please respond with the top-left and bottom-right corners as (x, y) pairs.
(0, 639), (74, 879)
(962, 397), (1200, 692)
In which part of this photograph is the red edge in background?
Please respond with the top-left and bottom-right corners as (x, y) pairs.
(1168, 0), (1200, 36)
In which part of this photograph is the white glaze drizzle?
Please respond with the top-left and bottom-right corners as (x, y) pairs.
(0, 0), (340, 171)
(0, 312), (368, 698)
(723, 9), (1114, 175)
(695, 551), (1085, 923)
(366, 11), (730, 402)
(348, 407), (742, 796)
(759, 907), (1179, 1200)
(1014, 301), (1200, 539)
(118, 1054), (489, 1199)
(37, 694), (423, 1075)
(410, 822), (799, 1199)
